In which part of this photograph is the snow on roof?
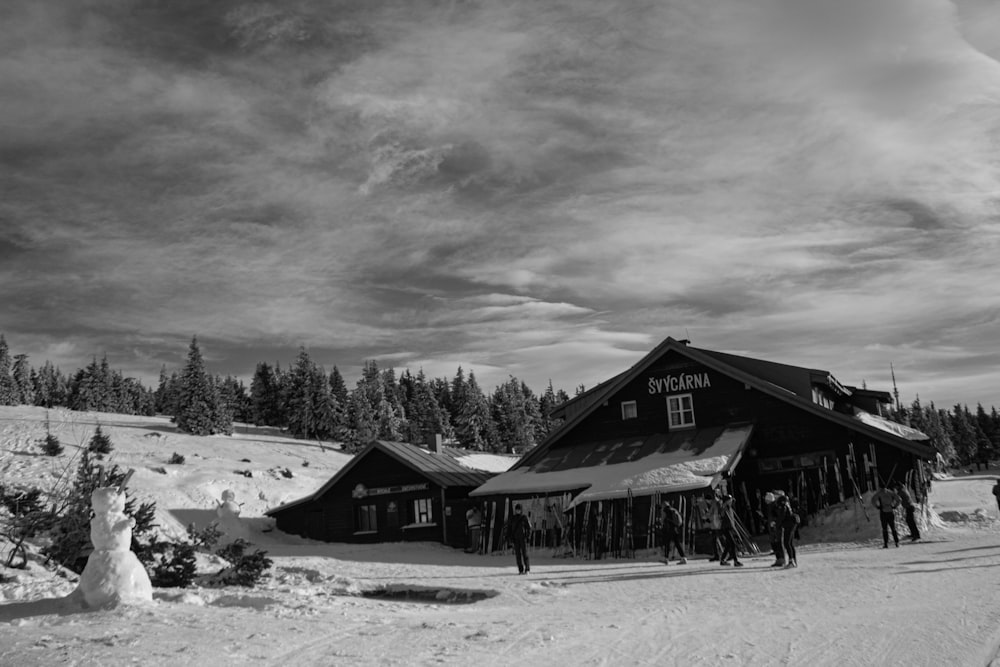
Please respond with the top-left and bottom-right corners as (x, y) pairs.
(472, 423), (753, 505)
(451, 453), (519, 474)
(853, 410), (929, 441)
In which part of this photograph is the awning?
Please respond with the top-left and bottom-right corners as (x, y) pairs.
(470, 423), (754, 506)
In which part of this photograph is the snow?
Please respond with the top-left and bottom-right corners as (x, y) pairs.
(476, 423), (752, 505)
(854, 410), (930, 441)
(4, 406), (1000, 665)
(450, 453), (520, 474)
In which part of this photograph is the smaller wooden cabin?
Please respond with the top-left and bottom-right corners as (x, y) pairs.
(266, 440), (499, 548)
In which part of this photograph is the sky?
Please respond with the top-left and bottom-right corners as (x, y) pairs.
(1, 0), (999, 408)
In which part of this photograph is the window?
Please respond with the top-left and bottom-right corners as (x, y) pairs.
(355, 504), (377, 532)
(412, 498), (434, 524)
(621, 400), (638, 420)
(667, 394), (695, 429)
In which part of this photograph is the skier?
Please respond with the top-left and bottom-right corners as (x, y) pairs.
(872, 482), (901, 548)
(505, 503), (532, 574)
(894, 482), (920, 542)
(660, 501), (687, 564)
(775, 494), (800, 568)
(718, 495), (743, 567)
(764, 491), (785, 567)
(465, 504), (482, 554)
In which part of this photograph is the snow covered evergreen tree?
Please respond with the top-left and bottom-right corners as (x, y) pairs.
(0, 335), (16, 405)
(249, 362), (284, 427)
(174, 337), (232, 436)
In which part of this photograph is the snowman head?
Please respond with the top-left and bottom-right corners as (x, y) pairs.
(92, 487), (127, 515)
(221, 489), (236, 502)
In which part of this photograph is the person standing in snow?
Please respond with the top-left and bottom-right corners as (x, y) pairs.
(872, 483), (901, 548)
(505, 503), (532, 574)
(775, 494), (800, 568)
(764, 492), (785, 567)
(718, 495), (743, 567)
(465, 505), (482, 554)
(703, 490), (723, 562)
(894, 482), (920, 542)
(660, 501), (687, 564)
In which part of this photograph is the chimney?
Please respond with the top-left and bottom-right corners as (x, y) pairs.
(425, 432), (443, 453)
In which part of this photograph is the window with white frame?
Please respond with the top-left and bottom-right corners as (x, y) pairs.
(667, 394), (695, 429)
(412, 498), (433, 524)
(621, 400), (638, 420)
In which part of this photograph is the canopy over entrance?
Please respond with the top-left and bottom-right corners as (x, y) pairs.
(470, 423), (753, 508)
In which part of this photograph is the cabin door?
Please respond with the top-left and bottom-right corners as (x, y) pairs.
(384, 500), (402, 541)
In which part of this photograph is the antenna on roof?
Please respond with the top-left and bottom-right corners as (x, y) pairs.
(890, 363), (900, 415)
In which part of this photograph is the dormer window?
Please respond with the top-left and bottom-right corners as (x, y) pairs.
(667, 394), (695, 429)
(621, 400), (638, 420)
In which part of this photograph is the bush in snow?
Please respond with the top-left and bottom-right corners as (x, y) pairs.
(0, 484), (54, 568)
(168, 452), (185, 464)
(186, 521), (222, 550)
(135, 539), (198, 588)
(209, 539), (273, 587)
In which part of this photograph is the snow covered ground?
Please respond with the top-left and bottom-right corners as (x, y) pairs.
(3, 406), (1000, 666)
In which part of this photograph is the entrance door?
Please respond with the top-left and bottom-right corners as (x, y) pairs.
(384, 500), (402, 541)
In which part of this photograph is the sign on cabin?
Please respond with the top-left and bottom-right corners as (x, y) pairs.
(647, 372), (712, 394)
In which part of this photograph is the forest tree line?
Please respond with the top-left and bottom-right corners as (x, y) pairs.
(0, 335), (570, 453)
(2, 334), (997, 460)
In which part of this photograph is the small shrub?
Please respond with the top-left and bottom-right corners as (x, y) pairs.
(137, 540), (198, 588)
(210, 539), (273, 587)
(39, 433), (63, 457)
(87, 425), (113, 456)
(168, 452), (185, 465)
(186, 522), (222, 550)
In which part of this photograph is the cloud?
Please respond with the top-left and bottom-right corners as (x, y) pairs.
(1, 0), (999, 406)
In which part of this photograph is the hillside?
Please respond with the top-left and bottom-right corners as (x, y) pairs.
(4, 406), (1000, 666)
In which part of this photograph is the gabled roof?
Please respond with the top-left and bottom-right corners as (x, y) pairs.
(266, 440), (494, 516)
(518, 337), (934, 471)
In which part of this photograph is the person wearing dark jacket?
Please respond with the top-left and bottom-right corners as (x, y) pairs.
(775, 495), (800, 568)
(895, 482), (920, 542)
(505, 504), (532, 574)
(718, 495), (743, 567)
(660, 502), (687, 564)
(764, 492), (785, 567)
(872, 484), (901, 548)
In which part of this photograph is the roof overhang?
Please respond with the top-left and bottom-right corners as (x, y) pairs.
(471, 423), (754, 505)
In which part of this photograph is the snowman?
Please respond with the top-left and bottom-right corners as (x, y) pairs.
(215, 489), (248, 543)
(69, 486), (153, 609)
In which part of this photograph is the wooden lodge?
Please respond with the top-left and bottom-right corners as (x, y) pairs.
(266, 439), (513, 548)
(470, 337), (936, 557)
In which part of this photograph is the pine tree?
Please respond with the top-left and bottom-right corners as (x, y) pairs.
(491, 376), (538, 453)
(950, 405), (977, 465)
(249, 362), (283, 426)
(87, 424), (113, 456)
(0, 335), (16, 405)
(11, 354), (32, 405)
(401, 369), (451, 444)
(284, 348), (335, 440)
(175, 337), (232, 436)
(535, 379), (563, 443)
(456, 371), (496, 451)
(328, 366), (349, 440)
